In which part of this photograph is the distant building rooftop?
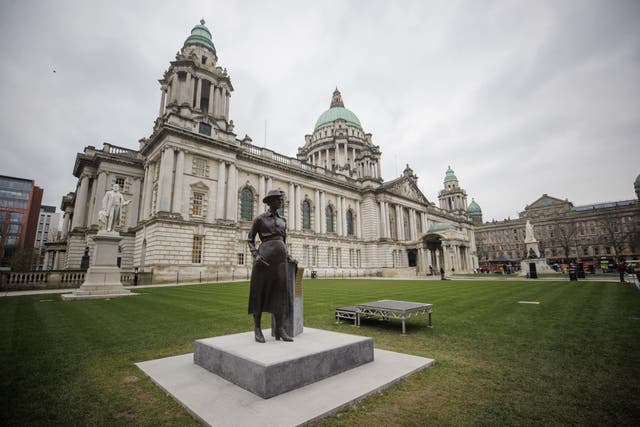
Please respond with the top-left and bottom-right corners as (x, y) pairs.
(572, 200), (637, 212)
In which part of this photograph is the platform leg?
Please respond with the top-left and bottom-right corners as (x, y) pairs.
(402, 319), (406, 335)
(428, 312), (432, 328)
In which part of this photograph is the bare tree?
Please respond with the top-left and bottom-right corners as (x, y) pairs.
(555, 221), (577, 262)
(599, 214), (627, 261)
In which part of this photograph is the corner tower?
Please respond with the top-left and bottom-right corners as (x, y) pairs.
(438, 166), (468, 214)
(298, 88), (381, 181)
(154, 20), (234, 137)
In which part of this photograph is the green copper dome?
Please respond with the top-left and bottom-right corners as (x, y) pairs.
(444, 166), (457, 183)
(468, 198), (482, 216)
(314, 88), (362, 131)
(184, 20), (215, 51)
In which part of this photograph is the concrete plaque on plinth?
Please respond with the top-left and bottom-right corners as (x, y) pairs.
(62, 231), (137, 301)
(271, 261), (304, 338)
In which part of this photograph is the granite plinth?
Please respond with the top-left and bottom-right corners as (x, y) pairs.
(194, 327), (374, 399)
(62, 231), (136, 301)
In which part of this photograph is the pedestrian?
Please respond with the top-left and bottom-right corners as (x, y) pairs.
(440, 267), (445, 280)
(616, 260), (626, 283)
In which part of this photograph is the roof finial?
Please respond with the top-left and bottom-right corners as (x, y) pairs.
(200, 19), (206, 25)
(330, 87), (344, 108)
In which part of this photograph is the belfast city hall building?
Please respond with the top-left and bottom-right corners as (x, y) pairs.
(51, 21), (479, 281)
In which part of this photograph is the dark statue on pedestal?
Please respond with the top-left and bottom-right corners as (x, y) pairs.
(247, 190), (297, 343)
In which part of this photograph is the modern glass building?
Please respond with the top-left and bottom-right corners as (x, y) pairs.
(0, 175), (43, 268)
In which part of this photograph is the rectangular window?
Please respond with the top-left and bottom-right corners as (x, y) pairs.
(302, 245), (309, 266)
(199, 122), (212, 136)
(192, 235), (203, 264)
(237, 253), (245, 265)
(191, 192), (205, 217)
(327, 247), (333, 266)
(115, 177), (125, 190)
(312, 246), (318, 267)
(192, 157), (209, 177)
(336, 248), (341, 267)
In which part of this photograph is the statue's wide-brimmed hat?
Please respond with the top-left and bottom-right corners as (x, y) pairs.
(263, 189), (285, 203)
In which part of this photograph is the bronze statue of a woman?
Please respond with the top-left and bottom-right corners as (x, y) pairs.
(247, 189), (296, 343)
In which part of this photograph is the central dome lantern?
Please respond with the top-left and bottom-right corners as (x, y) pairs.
(314, 88), (362, 131)
(298, 88), (381, 181)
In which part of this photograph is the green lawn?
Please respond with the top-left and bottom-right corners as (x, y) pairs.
(1, 279), (639, 426)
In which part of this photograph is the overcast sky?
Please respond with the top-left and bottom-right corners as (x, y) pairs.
(1, 0), (638, 221)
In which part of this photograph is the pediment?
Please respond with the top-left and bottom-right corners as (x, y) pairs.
(190, 181), (210, 191)
(526, 194), (572, 210)
(383, 177), (430, 204)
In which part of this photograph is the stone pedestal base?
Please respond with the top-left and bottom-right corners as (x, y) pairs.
(194, 327), (374, 399)
(62, 231), (136, 301)
(520, 258), (554, 276)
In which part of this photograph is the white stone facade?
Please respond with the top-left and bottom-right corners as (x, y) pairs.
(58, 22), (478, 282)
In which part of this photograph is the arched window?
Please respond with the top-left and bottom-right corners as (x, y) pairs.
(302, 200), (311, 229)
(240, 187), (253, 221)
(346, 210), (354, 236)
(326, 206), (334, 233)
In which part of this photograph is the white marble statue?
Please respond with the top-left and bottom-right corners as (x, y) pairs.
(99, 184), (131, 232)
(524, 220), (537, 243)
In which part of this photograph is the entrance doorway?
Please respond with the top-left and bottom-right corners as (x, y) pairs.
(407, 249), (417, 267)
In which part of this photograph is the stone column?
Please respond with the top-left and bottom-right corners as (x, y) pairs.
(295, 184), (302, 231)
(379, 201), (385, 238)
(355, 200), (362, 238)
(208, 83), (215, 117)
(258, 175), (266, 214)
(320, 191), (326, 233)
(71, 174), (90, 229)
(225, 163), (237, 220)
(61, 210), (71, 239)
(159, 85), (167, 116)
(90, 171), (107, 225)
(395, 205), (403, 241)
(211, 85), (219, 117)
(128, 178), (142, 228)
(314, 189), (320, 233)
(43, 251), (50, 271)
(172, 150), (185, 215)
(266, 176), (272, 192)
(224, 91), (230, 120)
(408, 209), (416, 241)
(325, 149), (330, 168)
(216, 160), (226, 219)
(337, 196), (343, 237)
(288, 182), (295, 226)
(195, 78), (202, 109)
(157, 148), (174, 212)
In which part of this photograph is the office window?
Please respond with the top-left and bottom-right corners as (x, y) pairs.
(192, 157), (209, 177)
(240, 188), (254, 221)
(346, 210), (354, 236)
(302, 200), (311, 229)
(192, 235), (203, 264)
(326, 206), (334, 232)
(191, 192), (205, 217)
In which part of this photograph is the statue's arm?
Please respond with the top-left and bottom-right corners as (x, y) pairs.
(247, 218), (260, 259)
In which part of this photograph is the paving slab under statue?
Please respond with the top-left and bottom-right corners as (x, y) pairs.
(62, 231), (137, 301)
(137, 328), (435, 426)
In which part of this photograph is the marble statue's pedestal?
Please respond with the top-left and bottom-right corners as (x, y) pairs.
(194, 327), (374, 399)
(62, 231), (137, 301)
(520, 257), (554, 277)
